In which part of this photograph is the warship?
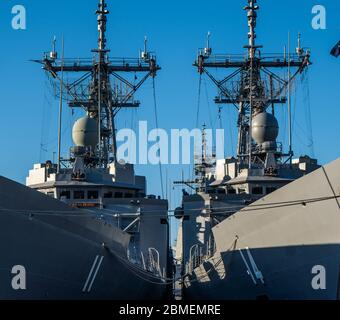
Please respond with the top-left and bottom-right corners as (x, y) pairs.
(175, 0), (340, 299)
(0, 0), (172, 299)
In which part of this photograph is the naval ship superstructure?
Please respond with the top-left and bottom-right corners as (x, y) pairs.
(176, 0), (340, 299)
(0, 0), (171, 299)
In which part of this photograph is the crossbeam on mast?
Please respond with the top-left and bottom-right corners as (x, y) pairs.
(193, 0), (311, 170)
(34, 0), (161, 169)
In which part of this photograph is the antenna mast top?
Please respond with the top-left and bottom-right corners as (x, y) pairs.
(96, 0), (109, 52)
(244, 0), (260, 59)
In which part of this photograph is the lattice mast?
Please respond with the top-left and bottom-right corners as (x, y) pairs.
(35, 0), (160, 170)
(195, 0), (311, 171)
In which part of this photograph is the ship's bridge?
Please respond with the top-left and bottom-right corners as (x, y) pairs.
(204, 155), (320, 197)
(26, 161), (148, 205)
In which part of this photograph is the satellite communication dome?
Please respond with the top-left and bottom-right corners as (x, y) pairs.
(72, 116), (98, 149)
(251, 112), (279, 144)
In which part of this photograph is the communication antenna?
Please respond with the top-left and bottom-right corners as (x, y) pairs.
(50, 36), (57, 60)
(296, 32), (304, 56)
(141, 36), (150, 60)
(204, 32), (212, 56)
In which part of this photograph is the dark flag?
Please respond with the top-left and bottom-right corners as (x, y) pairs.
(330, 41), (340, 58)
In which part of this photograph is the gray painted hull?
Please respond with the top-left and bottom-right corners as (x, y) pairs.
(0, 176), (168, 299)
(183, 158), (340, 300)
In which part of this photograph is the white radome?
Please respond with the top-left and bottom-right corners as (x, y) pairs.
(251, 112), (279, 144)
(72, 116), (98, 148)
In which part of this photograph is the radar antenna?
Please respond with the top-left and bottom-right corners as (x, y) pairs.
(195, 0), (311, 172)
(33, 0), (160, 177)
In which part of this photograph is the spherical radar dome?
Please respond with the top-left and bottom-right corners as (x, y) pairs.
(72, 116), (98, 149)
(251, 112), (279, 144)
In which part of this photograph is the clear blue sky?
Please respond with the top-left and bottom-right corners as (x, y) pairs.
(1, 0), (339, 242)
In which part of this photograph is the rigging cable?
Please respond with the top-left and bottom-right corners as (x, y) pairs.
(39, 79), (52, 162)
(195, 73), (202, 128)
(225, 106), (235, 156)
(203, 76), (214, 129)
(0, 194), (339, 216)
(190, 73), (203, 184)
(152, 77), (165, 199)
(291, 78), (311, 155)
(302, 69), (315, 157)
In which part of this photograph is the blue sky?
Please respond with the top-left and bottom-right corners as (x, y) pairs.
(0, 0), (339, 242)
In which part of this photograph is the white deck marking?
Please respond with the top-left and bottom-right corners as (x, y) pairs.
(245, 247), (264, 284)
(82, 255), (99, 292)
(239, 248), (264, 285)
(87, 255), (104, 292)
(239, 249), (257, 285)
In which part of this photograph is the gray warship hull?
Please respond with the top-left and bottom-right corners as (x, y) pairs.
(183, 158), (340, 300)
(0, 176), (168, 300)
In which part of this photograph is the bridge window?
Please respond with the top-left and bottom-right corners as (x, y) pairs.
(88, 190), (99, 199)
(104, 191), (113, 198)
(252, 186), (263, 195)
(114, 192), (123, 198)
(74, 190), (85, 199)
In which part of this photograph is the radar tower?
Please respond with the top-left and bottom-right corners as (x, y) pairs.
(34, 0), (160, 178)
(195, 0), (311, 172)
